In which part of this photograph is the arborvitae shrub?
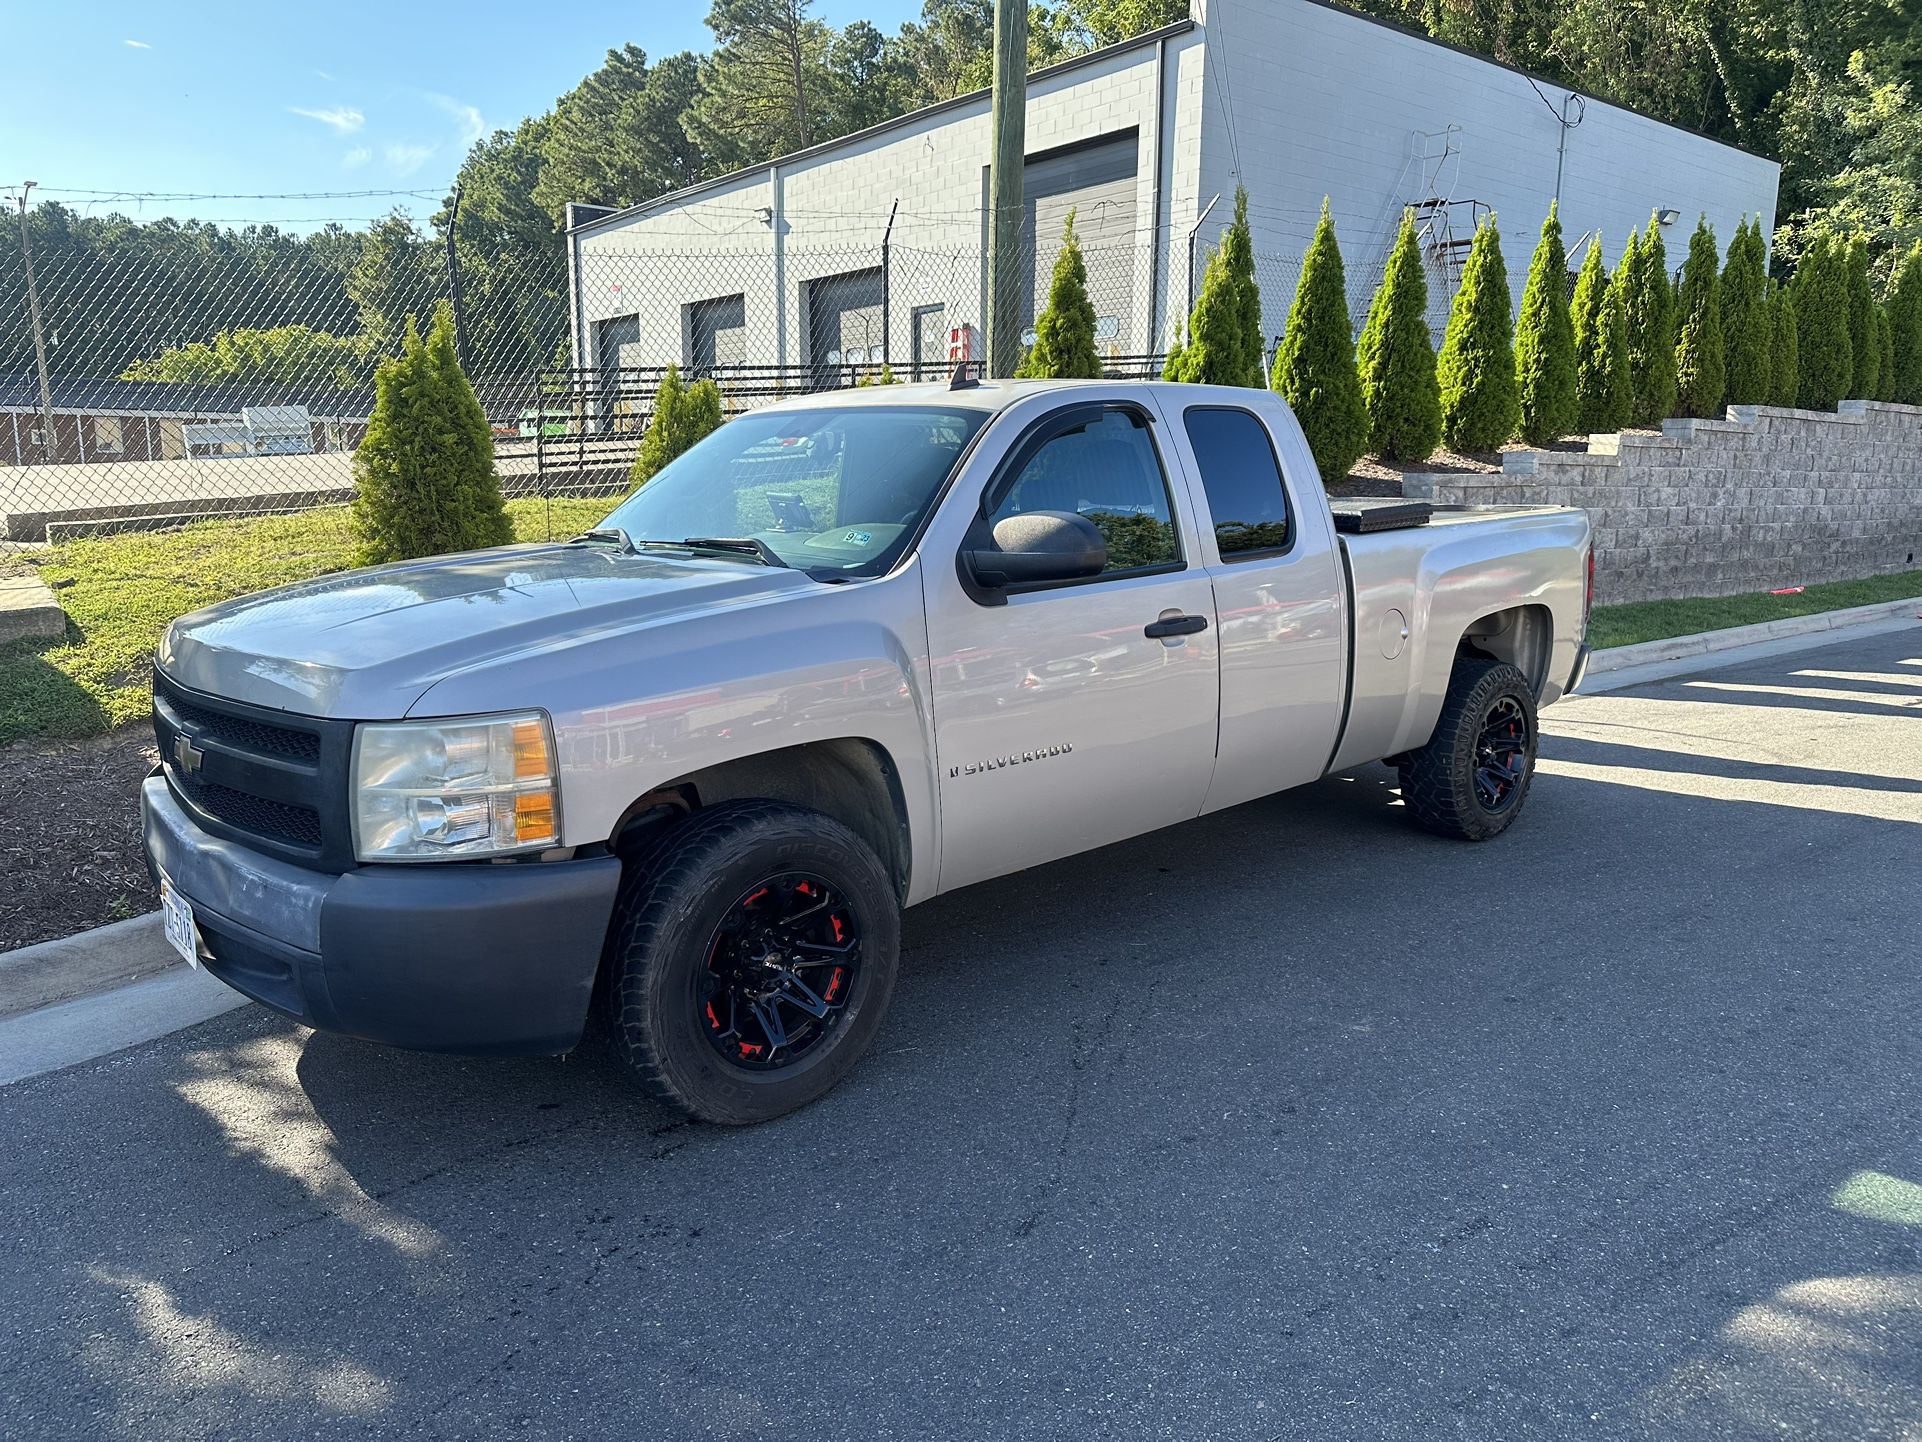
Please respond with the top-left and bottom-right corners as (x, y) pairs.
(1356, 209), (1442, 462)
(1720, 216), (1772, 406)
(632, 364), (724, 485)
(1875, 304), (1897, 402)
(1271, 199), (1370, 481)
(353, 301), (512, 564)
(1515, 202), (1579, 445)
(1845, 234), (1879, 399)
(1167, 187), (1263, 387)
(1436, 215), (1520, 453)
(1674, 217), (1727, 419)
(1770, 280), (1801, 408)
(1793, 235), (1854, 411)
(1887, 242), (1922, 405)
(1572, 236), (1631, 433)
(1624, 217), (1679, 425)
(1016, 210), (1102, 379)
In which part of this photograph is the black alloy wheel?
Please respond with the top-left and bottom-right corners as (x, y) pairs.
(700, 873), (861, 1070)
(1473, 695), (1531, 814)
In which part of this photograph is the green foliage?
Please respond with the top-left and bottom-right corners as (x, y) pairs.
(855, 363), (902, 386)
(1167, 187), (1264, 388)
(1271, 201), (1370, 481)
(1769, 280), (1800, 408)
(1016, 210), (1103, 379)
(531, 47), (704, 224)
(1623, 218), (1679, 426)
(1572, 236), (1630, 433)
(1356, 210), (1442, 462)
(1844, 234), (1880, 399)
(121, 324), (369, 388)
(352, 303), (512, 565)
(1516, 202), (1580, 444)
(1792, 233), (1854, 410)
(1674, 217), (1727, 419)
(1887, 242), (1922, 405)
(1874, 304), (1898, 402)
(632, 365), (726, 485)
(1720, 216), (1772, 406)
(1436, 215), (1520, 454)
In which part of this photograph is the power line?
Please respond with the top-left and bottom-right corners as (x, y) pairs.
(27, 187), (445, 202)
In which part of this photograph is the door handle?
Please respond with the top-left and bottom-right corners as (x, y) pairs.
(1144, 614), (1209, 639)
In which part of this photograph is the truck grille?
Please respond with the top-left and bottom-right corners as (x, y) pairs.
(152, 669), (357, 870)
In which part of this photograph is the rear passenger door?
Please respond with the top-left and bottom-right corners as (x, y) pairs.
(1155, 399), (1347, 813)
(922, 400), (1221, 894)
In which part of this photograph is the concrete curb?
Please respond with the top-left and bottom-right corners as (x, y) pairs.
(0, 912), (181, 1021)
(1589, 595), (1922, 675)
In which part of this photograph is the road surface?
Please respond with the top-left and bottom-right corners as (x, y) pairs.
(4, 628), (1921, 1441)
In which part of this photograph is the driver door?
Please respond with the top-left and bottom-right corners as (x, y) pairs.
(922, 400), (1221, 894)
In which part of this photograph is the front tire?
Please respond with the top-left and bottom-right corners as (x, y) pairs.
(1396, 658), (1539, 842)
(603, 801), (900, 1124)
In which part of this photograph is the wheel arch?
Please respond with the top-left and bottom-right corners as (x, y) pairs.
(1456, 603), (1556, 698)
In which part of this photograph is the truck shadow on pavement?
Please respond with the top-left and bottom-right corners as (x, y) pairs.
(10, 636), (1922, 1442)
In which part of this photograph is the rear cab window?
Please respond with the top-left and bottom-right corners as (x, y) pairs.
(1181, 407), (1294, 560)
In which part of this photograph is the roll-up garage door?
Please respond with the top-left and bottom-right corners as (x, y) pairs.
(806, 267), (886, 384)
(1025, 134), (1138, 351)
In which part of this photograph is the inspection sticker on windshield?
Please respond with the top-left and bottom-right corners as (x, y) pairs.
(842, 530), (872, 546)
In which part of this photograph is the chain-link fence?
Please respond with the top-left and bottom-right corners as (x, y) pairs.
(0, 199), (1398, 545)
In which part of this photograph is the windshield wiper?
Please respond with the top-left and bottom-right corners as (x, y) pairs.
(655, 536), (788, 568)
(569, 527), (639, 553)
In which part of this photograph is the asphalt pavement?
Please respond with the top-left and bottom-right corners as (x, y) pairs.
(3, 628), (1921, 1442)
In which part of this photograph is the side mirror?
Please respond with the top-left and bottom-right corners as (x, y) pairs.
(964, 511), (1108, 589)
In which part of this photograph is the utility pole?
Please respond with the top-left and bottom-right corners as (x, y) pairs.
(985, 0), (1027, 379)
(15, 181), (57, 463)
(443, 181), (472, 375)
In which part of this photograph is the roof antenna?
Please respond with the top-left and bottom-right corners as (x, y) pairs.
(949, 361), (980, 390)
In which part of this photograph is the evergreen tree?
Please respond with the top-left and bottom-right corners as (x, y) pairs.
(1515, 202), (1579, 445)
(1770, 280), (1801, 408)
(1572, 236), (1630, 433)
(1016, 210), (1103, 379)
(631, 364), (725, 484)
(1356, 209), (1442, 463)
(1792, 235), (1854, 411)
(1623, 217), (1679, 426)
(352, 303), (512, 565)
(1674, 217), (1726, 419)
(1167, 187), (1263, 387)
(1271, 200), (1370, 481)
(1888, 242), (1922, 406)
(1435, 215), (1520, 453)
(1845, 234), (1880, 399)
(1874, 304), (1897, 401)
(1720, 216), (1772, 406)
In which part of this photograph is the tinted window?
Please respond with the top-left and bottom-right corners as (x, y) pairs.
(989, 409), (1179, 574)
(1182, 407), (1292, 557)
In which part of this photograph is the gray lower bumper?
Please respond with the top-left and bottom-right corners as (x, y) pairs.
(141, 777), (623, 1055)
(1567, 643), (1593, 696)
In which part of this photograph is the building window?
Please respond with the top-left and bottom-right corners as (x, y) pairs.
(1181, 407), (1293, 558)
(911, 304), (947, 380)
(685, 294), (747, 373)
(91, 417), (125, 455)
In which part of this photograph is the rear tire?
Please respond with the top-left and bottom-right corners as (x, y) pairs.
(603, 801), (900, 1125)
(1396, 658), (1539, 842)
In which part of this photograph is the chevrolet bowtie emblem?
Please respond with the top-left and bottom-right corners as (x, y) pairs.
(173, 733), (205, 776)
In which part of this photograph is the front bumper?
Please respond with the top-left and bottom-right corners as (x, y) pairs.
(142, 776), (622, 1055)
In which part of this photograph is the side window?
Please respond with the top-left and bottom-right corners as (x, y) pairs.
(988, 409), (1180, 575)
(1182, 407), (1293, 558)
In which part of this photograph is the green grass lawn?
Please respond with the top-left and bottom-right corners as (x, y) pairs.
(1589, 570), (1922, 650)
(0, 496), (617, 745)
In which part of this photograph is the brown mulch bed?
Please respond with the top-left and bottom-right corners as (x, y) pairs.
(0, 724), (159, 952)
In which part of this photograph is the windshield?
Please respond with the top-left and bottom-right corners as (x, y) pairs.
(597, 404), (991, 580)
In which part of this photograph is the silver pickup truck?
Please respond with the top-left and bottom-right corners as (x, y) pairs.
(143, 379), (1592, 1123)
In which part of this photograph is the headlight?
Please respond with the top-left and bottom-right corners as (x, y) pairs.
(352, 711), (561, 862)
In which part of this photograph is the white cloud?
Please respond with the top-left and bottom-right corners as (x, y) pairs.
(124, 38), (150, 49)
(383, 143), (436, 177)
(288, 105), (365, 135)
(314, 68), (334, 82)
(426, 93), (485, 147)
(342, 146), (371, 171)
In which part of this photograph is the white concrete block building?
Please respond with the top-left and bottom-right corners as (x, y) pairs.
(566, 0), (1780, 384)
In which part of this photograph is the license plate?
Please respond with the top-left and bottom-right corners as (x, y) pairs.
(160, 878), (198, 968)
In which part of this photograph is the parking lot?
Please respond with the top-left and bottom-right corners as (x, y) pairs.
(3, 627), (1920, 1442)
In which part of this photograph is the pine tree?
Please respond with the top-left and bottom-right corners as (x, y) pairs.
(352, 302), (512, 565)
(1167, 186), (1263, 387)
(1515, 202), (1579, 445)
(1845, 234), (1879, 399)
(1875, 304), (1897, 401)
(1793, 235), (1854, 411)
(1624, 217), (1679, 426)
(1436, 214), (1520, 454)
(631, 364), (724, 485)
(1770, 280), (1800, 408)
(1572, 236), (1630, 433)
(1888, 242), (1922, 405)
(1674, 217), (1727, 419)
(1356, 209), (1442, 462)
(1016, 210), (1102, 379)
(1720, 216), (1772, 406)
(1271, 200), (1370, 481)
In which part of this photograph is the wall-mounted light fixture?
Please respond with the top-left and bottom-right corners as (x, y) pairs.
(1656, 208), (1681, 228)
(758, 206), (774, 227)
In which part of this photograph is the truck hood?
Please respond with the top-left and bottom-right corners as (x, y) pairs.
(157, 544), (815, 717)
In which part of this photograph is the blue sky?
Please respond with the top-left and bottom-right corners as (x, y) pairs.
(3, 0), (923, 230)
